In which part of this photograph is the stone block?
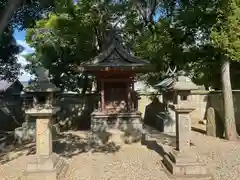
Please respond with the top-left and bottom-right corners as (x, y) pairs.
(206, 107), (224, 138)
(20, 153), (68, 180)
(162, 150), (212, 179)
(168, 149), (199, 164)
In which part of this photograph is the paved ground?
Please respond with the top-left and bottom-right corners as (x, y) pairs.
(1, 130), (240, 180)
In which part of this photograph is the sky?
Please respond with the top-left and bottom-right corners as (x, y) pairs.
(14, 30), (34, 82)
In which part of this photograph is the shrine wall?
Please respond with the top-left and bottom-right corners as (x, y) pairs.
(56, 93), (98, 129)
(138, 90), (240, 132)
(2, 90), (240, 132)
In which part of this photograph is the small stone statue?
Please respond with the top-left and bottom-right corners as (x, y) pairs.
(45, 94), (53, 109)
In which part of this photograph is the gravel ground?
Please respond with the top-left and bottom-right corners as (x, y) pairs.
(63, 144), (168, 180)
(0, 131), (240, 180)
(192, 132), (240, 180)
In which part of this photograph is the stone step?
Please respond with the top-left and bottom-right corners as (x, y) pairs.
(141, 130), (172, 157)
(142, 125), (176, 147)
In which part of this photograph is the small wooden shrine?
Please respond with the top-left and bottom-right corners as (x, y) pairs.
(81, 35), (150, 115)
(80, 32), (151, 132)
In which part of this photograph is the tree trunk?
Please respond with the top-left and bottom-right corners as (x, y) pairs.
(0, 0), (22, 38)
(221, 56), (239, 140)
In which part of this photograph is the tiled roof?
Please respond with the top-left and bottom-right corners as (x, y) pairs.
(0, 79), (23, 93)
(80, 36), (151, 72)
(155, 75), (198, 91)
(0, 80), (14, 92)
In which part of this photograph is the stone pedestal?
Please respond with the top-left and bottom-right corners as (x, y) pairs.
(21, 108), (68, 180)
(90, 111), (143, 146)
(22, 153), (68, 180)
(162, 106), (212, 179)
(163, 149), (210, 178)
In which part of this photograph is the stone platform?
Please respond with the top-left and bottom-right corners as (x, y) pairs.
(20, 153), (68, 180)
(142, 125), (213, 179)
(162, 149), (212, 179)
(90, 111), (143, 146)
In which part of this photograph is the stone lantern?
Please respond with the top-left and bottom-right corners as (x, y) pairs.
(162, 71), (212, 179)
(21, 67), (68, 180)
(155, 71), (199, 133)
(171, 71), (198, 104)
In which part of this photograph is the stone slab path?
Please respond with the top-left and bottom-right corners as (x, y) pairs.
(0, 131), (240, 180)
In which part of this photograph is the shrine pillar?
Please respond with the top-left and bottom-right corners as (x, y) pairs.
(101, 80), (105, 111)
(127, 81), (132, 111)
(131, 80), (135, 110)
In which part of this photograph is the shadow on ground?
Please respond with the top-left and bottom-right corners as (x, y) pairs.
(53, 132), (120, 158)
(0, 140), (35, 165)
(0, 131), (121, 164)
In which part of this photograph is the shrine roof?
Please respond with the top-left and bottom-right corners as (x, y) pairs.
(155, 74), (198, 92)
(80, 37), (151, 72)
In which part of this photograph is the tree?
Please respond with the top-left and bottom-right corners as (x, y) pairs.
(0, 28), (22, 80)
(132, 0), (240, 140)
(0, 0), (22, 36)
(25, 0), (130, 91)
(172, 0), (240, 140)
(0, 0), (55, 37)
(0, 0), (23, 80)
(0, 0), (58, 80)
(210, 0), (240, 140)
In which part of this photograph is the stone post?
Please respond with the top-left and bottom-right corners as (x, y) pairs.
(36, 117), (52, 156)
(175, 106), (193, 151)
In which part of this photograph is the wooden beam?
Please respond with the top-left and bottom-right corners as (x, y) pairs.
(100, 78), (132, 82)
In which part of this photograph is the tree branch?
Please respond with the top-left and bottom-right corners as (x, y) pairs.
(0, 0), (22, 38)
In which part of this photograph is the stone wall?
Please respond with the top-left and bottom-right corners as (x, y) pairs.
(137, 90), (240, 131)
(189, 91), (209, 124)
(3, 90), (240, 132)
(57, 93), (98, 130)
(206, 90), (240, 132)
(138, 91), (210, 125)
(0, 93), (98, 131)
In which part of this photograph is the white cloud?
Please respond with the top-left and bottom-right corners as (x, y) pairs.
(19, 70), (32, 82)
(16, 40), (35, 82)
(17, 40), (35, 55)
(17, 55), (29, 66)
(17, 55), (32, 82)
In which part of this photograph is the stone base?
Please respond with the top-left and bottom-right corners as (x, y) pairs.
(20, 153), (68, 180)
(90, 111), (143, 146)
(162, 149), (212, 179)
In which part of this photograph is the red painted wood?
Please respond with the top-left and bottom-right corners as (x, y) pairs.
(94, 69), (136, 113)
